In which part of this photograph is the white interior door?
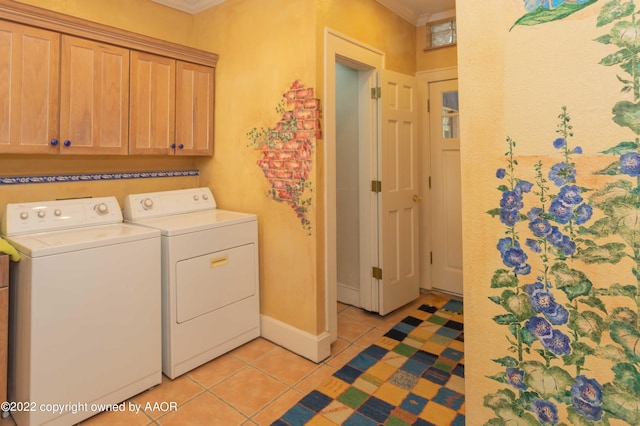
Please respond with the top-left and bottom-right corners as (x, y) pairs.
(430, 79), (463, 295)
(379, 69), (420, 315)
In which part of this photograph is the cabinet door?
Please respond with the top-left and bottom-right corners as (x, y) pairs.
(0, 21), (59, 154)
(175, 61), (214, 156)
(60, 35), (129, 155)
(130, 51), (175, 155)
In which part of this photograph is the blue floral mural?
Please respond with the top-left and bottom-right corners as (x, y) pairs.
(484, 1), (640, 424)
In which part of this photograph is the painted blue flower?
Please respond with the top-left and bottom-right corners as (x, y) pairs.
(514, 263), (531, 275)
(525, 280), (545, 296)
(529, 217), (553, 238)
(545, 303), (569, 325)
(553, 137), (566, 149)
(515, 180), (533, 194)
(500, 209), (520, 226)
(500, 190), (523, 210)
(530, 291), (556, 313)
(549, 162), (576, 186)
(502, 247), (528, 268)
(506, 368), (527, 390)
(571, 375), (603, 421)
(525, 316), (553, 339)
(549, 199), (574, 224)
(497, 237), (518, 254)
(527, 207), (543, 220)
(496, 168), (506, 179)
(541, 329), (572, 355)
(574, 203), (593, 225)
(556, 235), (576, 256)
(526, 238), (542, 253)
(558, 185), (583, 205)
(531, 398), (559, 424)
(547, 226), (564, 246)
(574, 146), (583, 154)
(620, 152), (640, 176)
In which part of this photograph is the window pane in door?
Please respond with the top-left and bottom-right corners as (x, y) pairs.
(441, 91), (459, 139)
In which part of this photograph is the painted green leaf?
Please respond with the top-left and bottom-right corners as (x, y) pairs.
(610, 20), (640, 50)
(593, 160), (620, 175)
(610, 321), (640, 362)
(563, 341), (595, 366)
(483, 388), (516, 410)
(521, 361), (573, 398)
(612, 100), (640, 134)
(567, 406), (611, 426)
(494, 407), (540, 426)
(589, 180), (635, 210)
(493, 314), (520, 325)
(575, 241), (627, 264)
(594, 33), (613, 44)
(485, 419), (506, 426)
(599, 48), (634, 66)
(611, 362), (640, 390)
(568, 310), (605, 344)
(492, 356), (519, 368)
(600, 140), (639, 154)
(602, 382), (640, 424)
(549, 263), (593, 300)
(501, 290), (535, 321)
(488, 295), (502, 305)
(511, 0), (599, 30)
(597, 0), (635, 27)
(487, 208), (502, 217)
(491, 269), (519, 288)
(607, 283), (638, 298)
(578, 295), (607, 315)
(611, 306), (638, 324)
(595, 344), (627, 362)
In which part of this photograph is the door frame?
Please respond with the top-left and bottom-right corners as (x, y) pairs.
(417, 66), (458, 290)
(324, 28), (384, 342)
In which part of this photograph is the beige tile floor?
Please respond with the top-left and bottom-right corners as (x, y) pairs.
(1, 291), (454, 426)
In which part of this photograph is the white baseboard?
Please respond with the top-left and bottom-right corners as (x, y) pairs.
(337, 282), (360, 306)
(260, 314), (332, 363)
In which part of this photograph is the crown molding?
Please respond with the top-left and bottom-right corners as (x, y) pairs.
(152, 0), (225, 14)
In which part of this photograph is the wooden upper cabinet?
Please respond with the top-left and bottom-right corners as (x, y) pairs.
(175, 61), (214, 156)
(0, 21), (60, 154)
(129, 51), (176, 155)
(59, 35), (129, 155)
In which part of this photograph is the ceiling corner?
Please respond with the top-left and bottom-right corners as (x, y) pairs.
(152, 0), (226, 14)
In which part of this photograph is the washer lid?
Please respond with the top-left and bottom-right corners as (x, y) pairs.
(4, 223), (160, 257)
(125, 209), (256, 236)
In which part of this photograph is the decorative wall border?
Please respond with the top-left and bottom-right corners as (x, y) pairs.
(0, 169), (199, 185)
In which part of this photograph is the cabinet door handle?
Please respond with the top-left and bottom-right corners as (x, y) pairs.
(63, 140), (71, 147)
(171, 143), (176, 149)
(178, 144), (184, 149)
(50, 139), (59, 146)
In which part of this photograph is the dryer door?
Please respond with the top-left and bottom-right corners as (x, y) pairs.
(176, 243), (256, 323)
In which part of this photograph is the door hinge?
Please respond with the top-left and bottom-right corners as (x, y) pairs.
(429, 176), (431, 189)
(427, 98), (430, 113)
(372, 266), (383, 280)
(371, 180), (382, 193)
(430, 251), (433, 264)
(371, 87), (381, 99)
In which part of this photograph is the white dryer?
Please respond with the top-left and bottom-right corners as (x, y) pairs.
(1, 197), (161, 426)
(123, 187), (259, 379)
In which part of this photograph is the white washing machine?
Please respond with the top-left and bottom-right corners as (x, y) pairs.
(123, 187), (259, 379)
(1, 197), (161, 426)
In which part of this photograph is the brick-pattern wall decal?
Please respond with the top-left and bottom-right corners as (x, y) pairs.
(247, 81), (321, 235)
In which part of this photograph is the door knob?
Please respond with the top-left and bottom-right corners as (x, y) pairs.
(413, 194), (422, 202)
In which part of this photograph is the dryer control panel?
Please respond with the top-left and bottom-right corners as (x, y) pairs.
(2, 197), (123, 236)
(123, 187), (217, 221)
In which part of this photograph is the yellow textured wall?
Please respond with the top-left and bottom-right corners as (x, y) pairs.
(460, 1), (639, 423)
(0, 0), (200, 210)
(192, 0), (321, 334)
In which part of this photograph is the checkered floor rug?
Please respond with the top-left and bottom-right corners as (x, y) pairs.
(273, 299), (465, 426)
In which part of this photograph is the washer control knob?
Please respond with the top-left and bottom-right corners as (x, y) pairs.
(95, 203), (109, 215)
(193, 195), (200, 201)
(20, 212), (29, 220)
(142, 198), (154, 210)
(54, 209), (62, 217)
(37, 210), (46, 218)
(203, 194), (209, 200)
